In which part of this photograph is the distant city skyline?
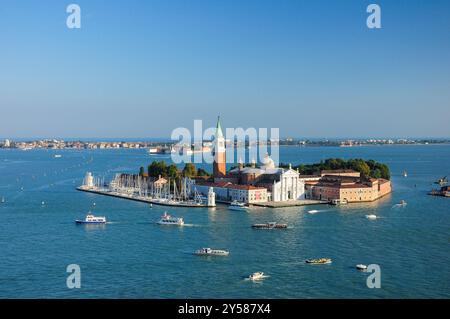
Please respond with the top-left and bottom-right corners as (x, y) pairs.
(1, 0), (450, 138)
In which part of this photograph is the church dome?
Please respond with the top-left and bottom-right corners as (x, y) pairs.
(261, 154), (275, 170)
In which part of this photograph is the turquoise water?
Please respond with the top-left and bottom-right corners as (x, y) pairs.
(0, 145), (449, 298)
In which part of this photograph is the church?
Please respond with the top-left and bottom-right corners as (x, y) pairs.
(192, 117), (315, 204)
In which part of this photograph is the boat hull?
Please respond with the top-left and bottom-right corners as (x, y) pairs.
(75, 220), (106, 224)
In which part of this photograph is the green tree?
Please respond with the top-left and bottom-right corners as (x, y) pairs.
(147, 161), (167, 177)
(139, 166), (145, 176)
(197, 168), (210, 177)
(167, 164), (180, 180)
(183, 163), (197, 177)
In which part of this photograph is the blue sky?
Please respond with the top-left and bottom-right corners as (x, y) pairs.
(0, 0), (449, 138)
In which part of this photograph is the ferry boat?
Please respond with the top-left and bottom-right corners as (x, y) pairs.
(251, 222), (288, 229)
(194, 248), (229, 256)
(248, 272), (265, 281)
(75, 214), (107, 224)
(305, 258), (332, 265)
(228, 200), (248, 211)
(157, 212), (184, 226)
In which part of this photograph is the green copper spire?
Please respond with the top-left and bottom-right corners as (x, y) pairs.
(216, 116), (224, 139)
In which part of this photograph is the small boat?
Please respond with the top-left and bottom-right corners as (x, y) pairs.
(1, 197), (5, 203)
(228, 200), (248, 211)
(194, 248), (229, 256)
(330, 198), (348, 205)
(308, 209), (319, 214)
(252, 222), (288, 229)
(366, 214), (377, 220)
(75, 214), (107, 224)
(399, 200), (407, 206)
(305, 258), (332, 265)
(248, 272), (265, 281)
(434, 176), (447, 186)
(54, 154), (62, 158)
(403, 171), (408, 177)
(356, 264), (368, 271)
(157, 212), (184, 226)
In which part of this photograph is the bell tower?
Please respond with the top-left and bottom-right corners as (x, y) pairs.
(213, 116), (226, 178)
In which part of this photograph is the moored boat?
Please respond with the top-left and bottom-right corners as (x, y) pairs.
(75, 214), (107, 224)
(305, 258), (332, 265)
(194, 248), (229, 256)
(157, 212), (184, 226)
(252, 222), (287, 229)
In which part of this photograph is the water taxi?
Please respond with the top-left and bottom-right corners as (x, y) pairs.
(75, 214), (107, 224)
(157, 212), (184, 226)
(194, 248), (229, 256)
(252, 222), (288, 229)
(248, 272), (265, 281)
(228, 200), (248, 211)
(305, 258), (332, 265)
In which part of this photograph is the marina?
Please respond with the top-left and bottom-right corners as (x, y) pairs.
(76, 172), (216, 208)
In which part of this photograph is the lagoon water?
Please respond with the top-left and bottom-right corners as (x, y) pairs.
(0, 145), (449, 298)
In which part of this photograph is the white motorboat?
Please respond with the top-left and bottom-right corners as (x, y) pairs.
(248, 272), (265, 281)
(305, 258), (332, 265)
(54, 154), (62, 158)
(356, 264), (368, 271)
(75, 213), (107, 224)
(157, 212), (184, 226)
(1, 197), (5, 204)
(228, 200), (248, 211)
(366, 214), (377, 220)
(194, 248), (229, 256)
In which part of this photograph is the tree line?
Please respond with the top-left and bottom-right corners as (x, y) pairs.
(280, 158), (391, 180)
(139, 161), (210, 180)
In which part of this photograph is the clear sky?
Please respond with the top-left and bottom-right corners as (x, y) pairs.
(0, 0), (449, 138)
